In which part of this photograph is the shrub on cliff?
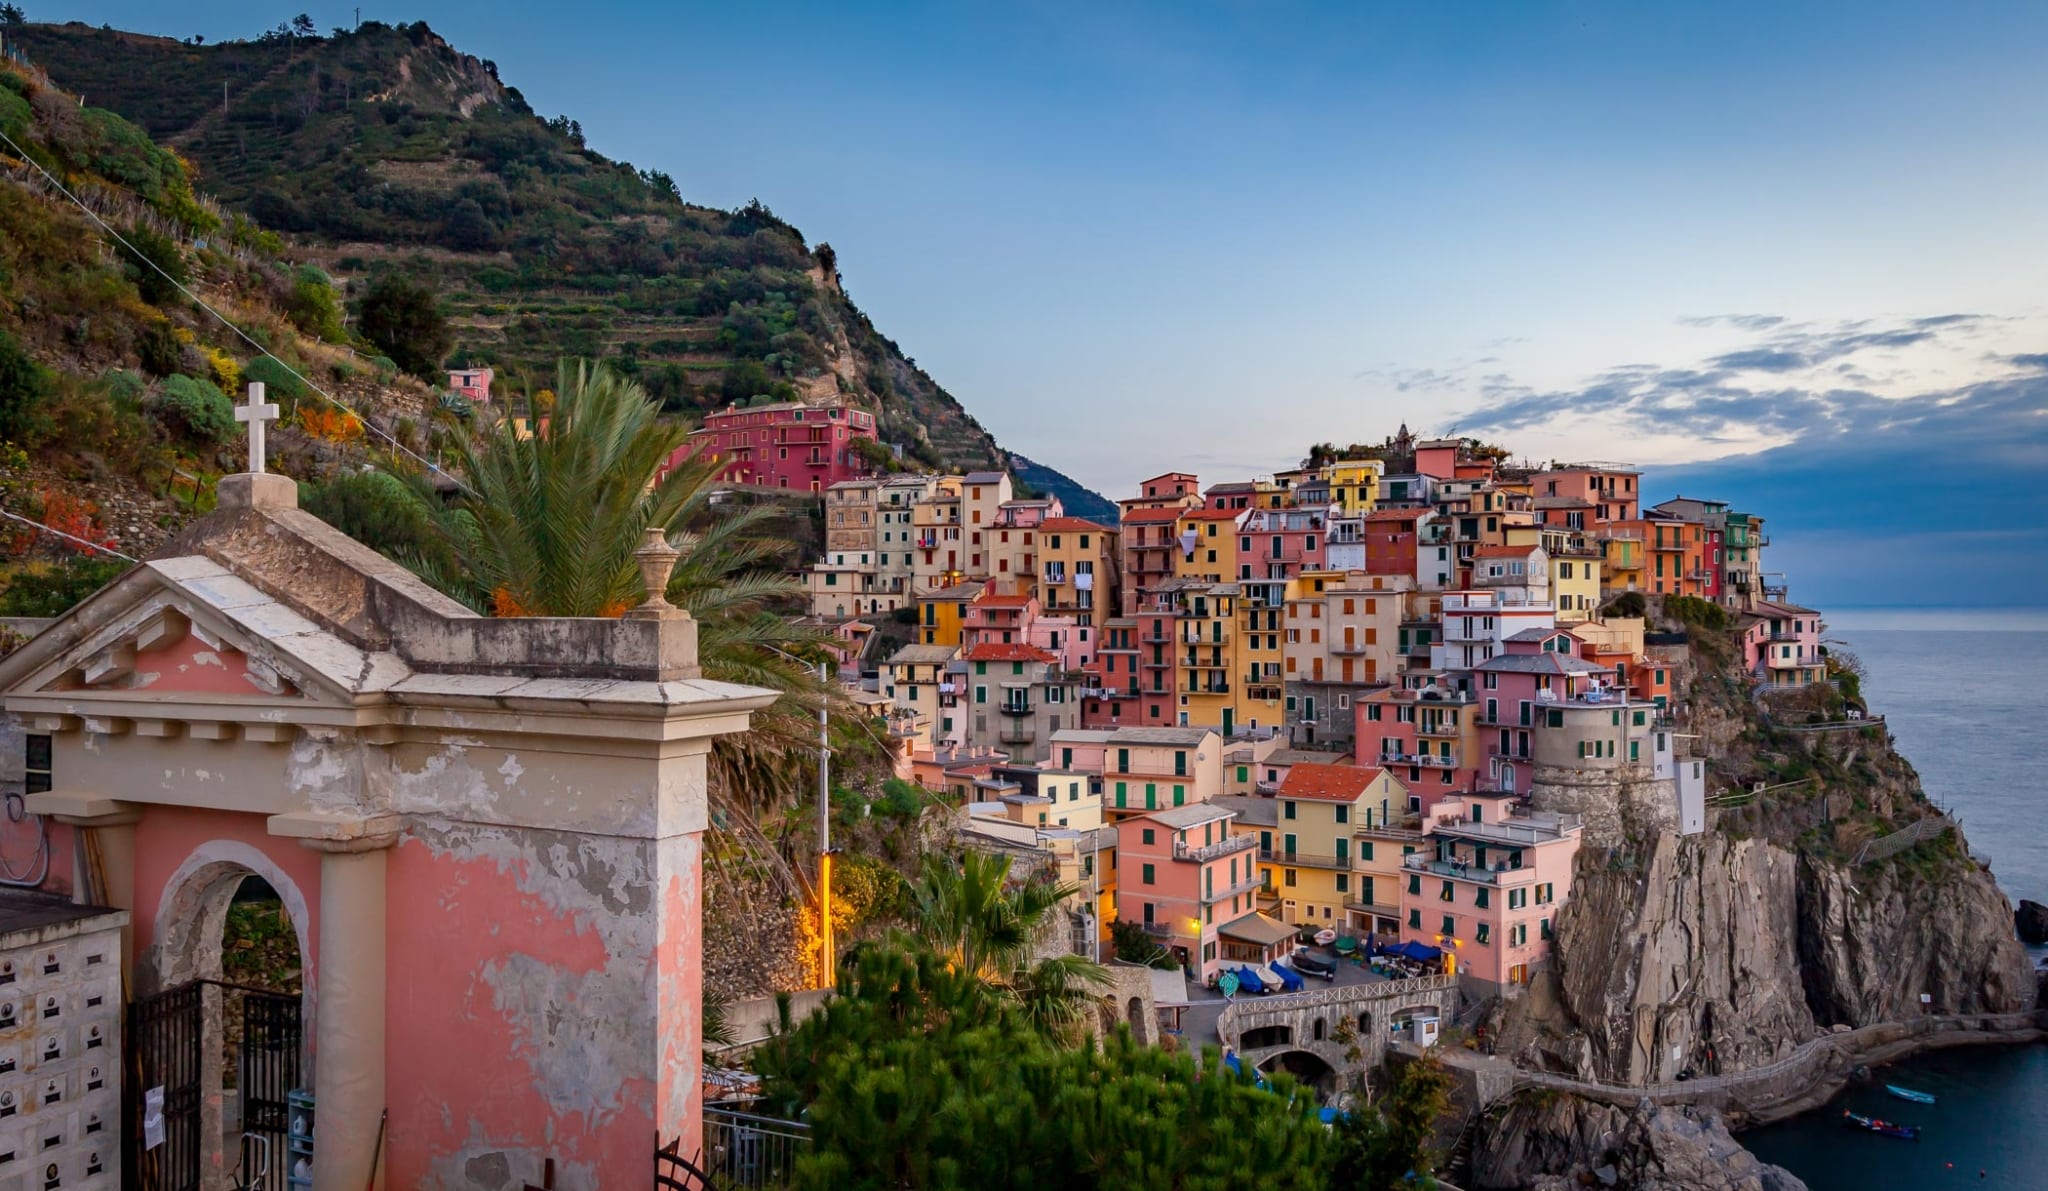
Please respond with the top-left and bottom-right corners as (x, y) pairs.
(147, 373), (235, 443)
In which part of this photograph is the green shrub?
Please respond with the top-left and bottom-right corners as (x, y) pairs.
(122, 223), (188, 306)
(285, 265), (347, 344)
(300, 470), (460, 577)
(136, 322), (182, 376)
(101, 368), (145, 405)
(0, 328), (54, 447)
(148, 374), (235, 443)
(875, 778), (925, 820)
(0, 557), (132, 617)
(240, 355), (308, 403)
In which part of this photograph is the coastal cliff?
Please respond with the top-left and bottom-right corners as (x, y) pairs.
(1480, 599), (2035, 1181)
(1474, 1096), (1808, 1191)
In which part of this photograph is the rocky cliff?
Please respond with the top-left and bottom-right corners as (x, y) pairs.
(1503, 606), (2033, 1087)
(1474, 1096), (1807, 1191)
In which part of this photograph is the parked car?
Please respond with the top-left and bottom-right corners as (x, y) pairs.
(1290, 949), (1337, 979)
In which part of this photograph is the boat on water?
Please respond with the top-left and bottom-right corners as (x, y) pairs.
(1885, 1084), (1937, 1105)
(1842, 1109), (1920, 1141)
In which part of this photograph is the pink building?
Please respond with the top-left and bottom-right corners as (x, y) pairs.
(1397, 791), (1582, 995)
(1114, 802), (1263, 982)
(1082, 618), (1142, 727)
(1472, 629), (1616, 793)
(447, 366), (494, 403)
(1355, 676), (1485, 812)
(1741, 600), (1827, 687)
(670, 401), (879, 492)
(1237, 507), (1328, 580)
(1531, 466), (1641, 526)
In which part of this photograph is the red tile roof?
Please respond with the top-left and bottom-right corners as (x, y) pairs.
(1364, 509), (1424, 522)
(1181, 507), (1242, 521)
(1472, 544), (1538, 558)
(975, 591), (1034, 607)
(1278, 762), (1386, 801)
(961, 643), (1059, 663)
(1040, 517), (1111, 532)
(1121, 507), (1185, 524)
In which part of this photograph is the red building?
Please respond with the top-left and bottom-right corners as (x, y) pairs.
(669, 402), (879, 491)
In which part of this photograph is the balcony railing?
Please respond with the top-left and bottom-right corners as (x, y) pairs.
(1258, 847), (1349, 871)
(1139, 921), (1174, 937)
(1330, 641), (1369, 655)
(1402, 854), (1531, 885)
(1416, 720), (1461, 738)
(1174, 834), (1258, 863)
(1202, 874), (1265, 903)
(998, 701), (1034, 716)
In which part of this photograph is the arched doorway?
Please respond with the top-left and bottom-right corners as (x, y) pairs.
(1126, 996), (1146, 1041)
(142, 842), (314, 1191)
(1258, 1049), (1337, 1095)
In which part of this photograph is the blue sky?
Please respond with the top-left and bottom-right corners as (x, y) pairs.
(35, 2), (2048, 606)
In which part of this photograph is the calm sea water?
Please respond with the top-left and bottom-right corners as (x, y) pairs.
(1743, 609), (2048, 1189)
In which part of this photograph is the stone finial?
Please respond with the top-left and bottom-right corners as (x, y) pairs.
(625, 526), (687, 620)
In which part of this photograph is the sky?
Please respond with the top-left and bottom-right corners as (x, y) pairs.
(31, 1), (2048, 607)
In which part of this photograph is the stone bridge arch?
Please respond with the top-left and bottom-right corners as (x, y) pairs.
(1219, 974), (1461, 1084)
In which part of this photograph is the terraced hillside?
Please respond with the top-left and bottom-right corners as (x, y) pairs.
(8, 18), (1090, 487)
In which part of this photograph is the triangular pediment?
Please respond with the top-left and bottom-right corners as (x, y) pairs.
(0, 558), (385, 711)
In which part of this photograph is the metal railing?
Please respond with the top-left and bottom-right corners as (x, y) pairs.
(701, 1107), (810, 1189)
(1174, 833), (1258, 863)
(1258, 846), (1349, 870)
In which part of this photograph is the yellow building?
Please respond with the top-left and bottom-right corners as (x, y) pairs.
(1173, 507), (1242, 584)
(1167, 580), (1245, 733)
(1037, 516), (1120, 635)
(1598, 526), (1646, 595)
(1255, 762), (1408, 929)
(1503, 524), (1604, 620)
(1325, 460), (1385, 515)
(915, 581), (981, 647)
(911, 478), (966, 590)
(1237, 577), (1297, 735)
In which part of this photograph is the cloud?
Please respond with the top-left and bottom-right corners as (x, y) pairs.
(2010, 353), (2048, 370)
(1677, 313), (1787, 331)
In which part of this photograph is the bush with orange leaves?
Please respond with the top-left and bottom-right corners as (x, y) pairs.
(297, 402), (364, 445)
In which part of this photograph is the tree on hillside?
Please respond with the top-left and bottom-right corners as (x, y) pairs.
(1331, 1056), (1457, 1190)
(0, 6), (26, 27)
(900, 852), (1108, 1037)
(752, 944), (1334, 1191)
(290, 13), (316, 37)
(353, 273), (451, 379)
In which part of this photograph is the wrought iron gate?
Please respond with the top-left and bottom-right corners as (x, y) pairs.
(125, 983), (302, 1191)
(127, 983), (203, 1191)
(238, 990), (302, 1187)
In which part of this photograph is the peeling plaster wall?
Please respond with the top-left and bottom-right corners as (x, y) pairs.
(385, 821), (698, 1191)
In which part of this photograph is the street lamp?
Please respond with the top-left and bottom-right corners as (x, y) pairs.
(764, 645), (836, 986)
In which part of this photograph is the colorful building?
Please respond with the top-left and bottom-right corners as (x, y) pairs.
(1356, 677), (1485, 810)
(1114, 802), (1264, 982)
(1741, 600), (1827, 687)
(1399, 792), (1583, 995)
(1102, 726), (1223, 819)
(675, 401), (879, 491)
(959, 642), (1082, 763)
(1038, 517), (1120, 634)
(1255, 763), (1408, 931)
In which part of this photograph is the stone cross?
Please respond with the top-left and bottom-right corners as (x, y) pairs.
(234, 381), (280, 474)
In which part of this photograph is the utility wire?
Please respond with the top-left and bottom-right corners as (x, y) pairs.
(0, 508), (141, 562)
(0, 125), (477, 498)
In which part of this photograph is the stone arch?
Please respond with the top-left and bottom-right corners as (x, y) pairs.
(1312, 1017), (1327, 1042)
(1357, 1010), (1372, 1035)
(1256, 1048), (1337, 1092)
(1241, 1024), (1292, 1050)
(1126, 996), (1145, 1039)
(1098, 996), (1117, 1037)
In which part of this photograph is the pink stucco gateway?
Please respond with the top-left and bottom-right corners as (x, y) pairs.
(0, 472), (775, 1191)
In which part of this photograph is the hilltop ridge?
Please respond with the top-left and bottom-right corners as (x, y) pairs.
(7, 17), (1101, 496)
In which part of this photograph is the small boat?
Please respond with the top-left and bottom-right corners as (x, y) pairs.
(1842, 1109), (1919, 1141)
(1884, 1084), (1936, 1105)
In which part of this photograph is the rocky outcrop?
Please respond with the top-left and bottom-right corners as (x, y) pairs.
(2016, 899), (2048, 946)
(1799, 848), (2035, 1025)
(1474, 1095), (1807, 1191)
(1532, 833), (1816, 1083)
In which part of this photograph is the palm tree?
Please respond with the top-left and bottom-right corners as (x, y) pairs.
(900, 851), (1109, 1038)
(373, 360), (843, 847)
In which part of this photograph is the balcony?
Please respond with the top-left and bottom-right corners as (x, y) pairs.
(1330, 641), (1369, 655)
(1416, 720), (1461, 738)
(998, 701), (1034, 716)
(1139, 921), (1175, 938)
(1402, 854), (1530, 885)
(1201, 874), (1265, 903)
(1258, 847), (1349, 871)
(1174, 834), (1258, 863)
(1202, 681), (1231, 695)
(1042, 569), (1067, 585)
(1143, 632), (1173, 644)
(999, 719), (1036, 745)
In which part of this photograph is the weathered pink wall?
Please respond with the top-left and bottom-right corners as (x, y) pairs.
(1, 815), (76, 899)
(129, 805), (323, 961)
(384, 831), (675, 1190)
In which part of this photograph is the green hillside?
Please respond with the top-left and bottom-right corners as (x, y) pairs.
(7, 17), (1064, 482)
(0, 35), (431, 608)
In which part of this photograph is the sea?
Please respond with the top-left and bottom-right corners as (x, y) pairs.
(1741, 608), (2048, 1190)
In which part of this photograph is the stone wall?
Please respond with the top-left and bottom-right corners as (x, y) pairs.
(1218, 974), (1460, 1078)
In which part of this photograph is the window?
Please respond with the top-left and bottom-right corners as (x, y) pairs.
(1476, 923), (1491, 945)
(1536, 882), (1553, 904)
(1335, 805), (1349, 824)
(975, 686), (987, 704)
(1441, 914), (1456, 937)
(1284, 869), (1297, 887)
(1360, 841), (1373, 862)
(1237, 765), (1249, 783)
(1283, 801), (1297, 820)
(1439, 880), (1454, 902)
(1142, 828), (1155, 845)
(23, 735), (51, 795)
(1335, 874), (1349, 893)
(1407, 874), (1421, 896)
(1541, 918), (1554, 940)
(1141, 864), (1155, 885)
(1475, 887), (1490, 908)
(1409, 908), (1422, 929)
